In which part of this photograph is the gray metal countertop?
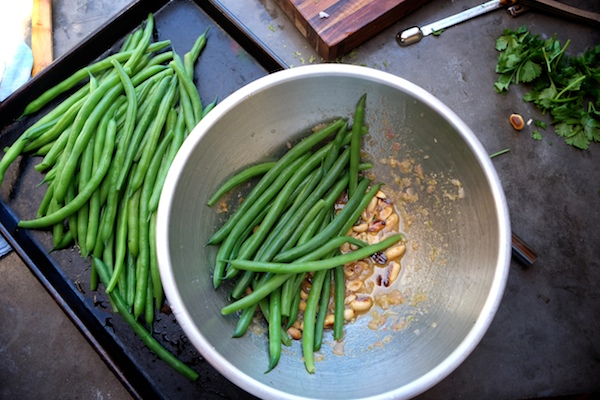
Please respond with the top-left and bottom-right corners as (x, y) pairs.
(1, 0), (598, 399)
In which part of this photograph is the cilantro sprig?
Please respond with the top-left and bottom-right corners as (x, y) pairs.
(494, 26), (600, 150)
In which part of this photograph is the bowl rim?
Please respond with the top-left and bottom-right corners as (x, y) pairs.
(156, 64), (512, 400)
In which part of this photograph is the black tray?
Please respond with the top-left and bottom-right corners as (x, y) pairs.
(0, 1), (285, 398)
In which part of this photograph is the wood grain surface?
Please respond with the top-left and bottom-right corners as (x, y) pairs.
(273, 0), (431, 60)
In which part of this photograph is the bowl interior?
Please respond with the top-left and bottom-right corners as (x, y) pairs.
(157, 65), (511, 400)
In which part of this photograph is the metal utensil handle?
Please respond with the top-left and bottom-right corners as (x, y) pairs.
(397, 0), (515, 47)
(522, 0), (600, 26)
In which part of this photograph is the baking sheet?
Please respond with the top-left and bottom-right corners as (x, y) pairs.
(0, 0), (284, 398)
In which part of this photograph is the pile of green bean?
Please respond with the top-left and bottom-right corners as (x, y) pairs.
(0, 14), (212, 381)
(208, 94), (404, 373)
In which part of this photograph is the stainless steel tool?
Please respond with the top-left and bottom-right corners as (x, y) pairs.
(397, 0), (514, 47)
(397, 0), (600, 47)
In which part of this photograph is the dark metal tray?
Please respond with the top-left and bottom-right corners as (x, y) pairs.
(0, 1), (285, 398)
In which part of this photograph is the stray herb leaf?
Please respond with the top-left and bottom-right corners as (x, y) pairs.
(494, 26), (600, 150)
(532, 130), (543, 141)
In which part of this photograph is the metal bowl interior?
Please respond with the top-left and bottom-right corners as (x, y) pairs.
(157, 64), (511, 400)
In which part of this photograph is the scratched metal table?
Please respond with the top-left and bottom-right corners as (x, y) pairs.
(3, 0), (600, 399)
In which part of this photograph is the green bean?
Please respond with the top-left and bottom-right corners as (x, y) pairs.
(146, 51), (174, 69)
(36, 182), (55, 218)
(303, 269), (327, 374)
(266, 287), (282, 373)
(323, 122), (348, 174)
(333, 264), (345, 340)
(127, 187), (141, 258)
(349, 94), (366, 199)
(314, 267), (332, 352)
(208, 162), (276, 207)
(50, 229), (74, 252)
(208, 118), (345, 245)
(285, 273), (305, 330)
(149, 212), (162, 308)
(221, 273), (293, 315)
(106, 195), (129, 293)
(273, 178), (371, 262)
(18, 119), (117, 229)
(201, 96), (218, 120)
(145, 273), (154, 329)
(93, 257), (199, 381)
(126, 252), (136, 309)
(228, 234), (403, 275)
(232, 303), (257, 338)
(184, 28), (209, 79)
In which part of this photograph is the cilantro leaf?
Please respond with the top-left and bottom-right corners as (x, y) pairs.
(532, 130), (543, 141)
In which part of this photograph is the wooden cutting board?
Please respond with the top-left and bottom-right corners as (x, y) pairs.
(273, 0), (431, 61)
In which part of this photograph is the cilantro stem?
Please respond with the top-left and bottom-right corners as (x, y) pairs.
(554, 74), (587, 101)
(489, 149), (510, 158)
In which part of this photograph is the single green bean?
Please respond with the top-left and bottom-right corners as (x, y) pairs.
(184, 28), (209, 79)
(303, 269), (327, 374)
(18, 119), (117, 229)
(93, 257), (199, 380)
(106, 194), (129, 293)
(126, 252), (136, 309)
(149, 211), (162, 308)
(207, 162), (276, 207)
(232, 303), (257, 338)
(349, 94), (366, 199)
(322, 122), (348, 174)
(285, 273), (305, 330)
(127, 187), (141, 258)
(36, 182), (55, 218)
(333, 264), (345, 340)
(314, 265), (332, 352)
(145, 273), (154, 329)
(266, 287), (282, 373)
(228, 234), (404, 275)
